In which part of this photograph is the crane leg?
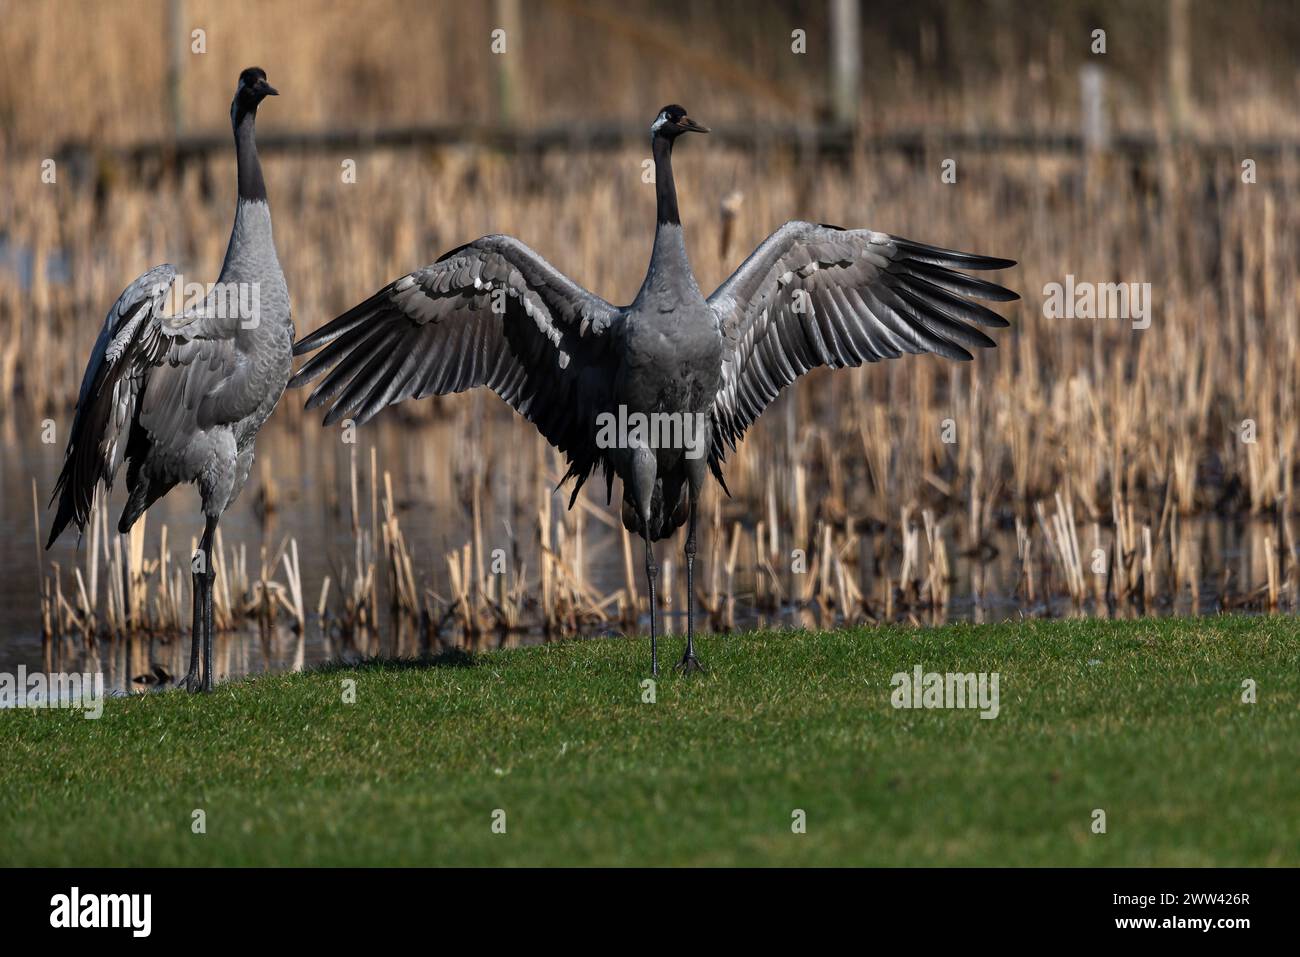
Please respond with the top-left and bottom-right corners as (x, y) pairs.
(181, 565), (204, 692)
(643, 528), (658, 677)
(201, 515), (218, 692)
(675, 494), (705, 674)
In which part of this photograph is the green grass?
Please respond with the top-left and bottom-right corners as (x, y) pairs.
(1, 616), (1297, 866)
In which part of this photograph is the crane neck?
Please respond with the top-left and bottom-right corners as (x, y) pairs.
(232, 104), (267, 203)
(653, 134), (680, 227)
(221, 104), (280, 288)
(645, 133), (697, 289)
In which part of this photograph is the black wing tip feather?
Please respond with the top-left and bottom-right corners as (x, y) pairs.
(291, 335), (320, 357)
(320, 396), (388, 428)
(287, 357), (315, 386)
(290, 337), (355, 389)
(891, 236), (1017, 269)
(868, 233), (1020, 303)
(45, 481), (70, 548)
(829, 225), (1017, 277)
(45, 481), (91, 550)
(288, 348), (340, 389)
(302, 386), (330, 411)
(964, 254), (1017, 271)
(292, 286), (398, 357)
(288, 367), (318, 390)
(293, 327), (334, 357)
(960, 271), (1019, 302)
(878, 259), (1011, 360)
(934, 342), (975, 361)
(293, 316), (351, 356)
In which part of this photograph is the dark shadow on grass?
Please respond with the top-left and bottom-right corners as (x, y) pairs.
(306, 648), (480, 676)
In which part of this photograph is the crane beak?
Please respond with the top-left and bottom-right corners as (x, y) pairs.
(679, 116), (709, 133)
(259, 81), (279, 97)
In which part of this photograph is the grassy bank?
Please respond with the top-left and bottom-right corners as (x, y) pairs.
(2, 617), (1297, 866)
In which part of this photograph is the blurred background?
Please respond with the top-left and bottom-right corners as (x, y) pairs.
(1, 0), (1298, 689)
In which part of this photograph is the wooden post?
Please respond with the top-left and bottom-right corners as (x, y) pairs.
(1168, 0), (1192, 136)
(829, 0), (861, 131)
(494, 0), (522, 125)
(1079, 63), (1108, 153)
(1079, 62), (1108, 202)
(166, 0), (186, 138)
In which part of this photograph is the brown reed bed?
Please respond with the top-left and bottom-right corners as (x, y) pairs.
(30, 415), (1300, 681)
(17, 137), (1300, 664)
(9, 3), (1300, 667)
(6, 143), (1298, 520)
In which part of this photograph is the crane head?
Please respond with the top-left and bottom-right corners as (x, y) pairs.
(651, 105), (710, 139)
(232, 67), (279, 125)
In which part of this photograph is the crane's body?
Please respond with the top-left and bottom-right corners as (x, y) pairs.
(119, 200), (292, 533)
(616, 221), (722, 540)
(292, 104), (1019, 676)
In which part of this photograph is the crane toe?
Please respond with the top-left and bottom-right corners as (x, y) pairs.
(674, 652), (707, 675)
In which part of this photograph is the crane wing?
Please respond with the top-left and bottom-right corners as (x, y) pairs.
(707, 221), (1018, 467)
(46, 263), (256, 545)
(48, 265), (178, 545)
(291, 234), (622, 482)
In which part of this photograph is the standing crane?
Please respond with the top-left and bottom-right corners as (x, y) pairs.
(47, 68), (293, 692)
(291, 105), (1017, 676)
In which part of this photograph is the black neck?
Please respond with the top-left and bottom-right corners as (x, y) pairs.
(653, 134), (679, 226)
(233, 107), (266, 202)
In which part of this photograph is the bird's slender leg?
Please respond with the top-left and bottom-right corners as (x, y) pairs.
(181, 565), (203, 692)
(643, 527), (659, 677)
(675, 495), (705, 674)
(201, 515), (218, 693)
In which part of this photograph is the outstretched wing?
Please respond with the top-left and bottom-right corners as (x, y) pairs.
(707, 221), (1018, 466)
(48, 265), (178, 546)
(291, 234), (622, 486)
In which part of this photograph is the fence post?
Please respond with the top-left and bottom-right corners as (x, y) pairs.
(494, 0), (522, 125)
(1080, 63), (1108, 154)
(1167, 0), (1192, 136)
(829, 0), (861, 132)
(166, 0), (186, 138)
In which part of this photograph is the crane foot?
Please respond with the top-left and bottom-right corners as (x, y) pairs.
(674, 653), (707, 675)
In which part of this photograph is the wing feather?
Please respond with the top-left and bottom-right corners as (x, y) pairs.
(47, 265), (176, 546)
(708, 222), (1018, 468)
(291, 235), (622, 485)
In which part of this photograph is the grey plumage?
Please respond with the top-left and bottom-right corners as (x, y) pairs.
(707, 223), (1017, 467)
(47, 67), (290, 693)
(295, 235), (620, 477)
(46, 263), (178, 542)
(292, 104), (1018, 675)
